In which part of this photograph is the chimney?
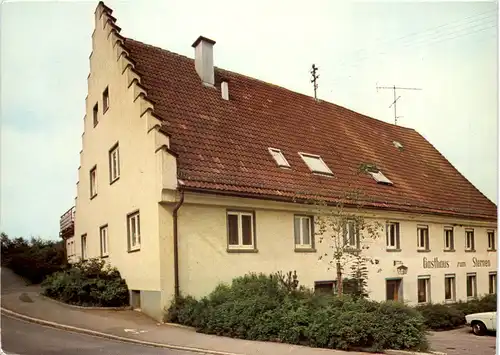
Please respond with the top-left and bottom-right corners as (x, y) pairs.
(221, 81), (229, 100)
(192, 36), (216, 86)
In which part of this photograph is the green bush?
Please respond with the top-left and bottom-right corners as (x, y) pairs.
(42, 258), (129, 307)
(1, 233), (68, 284)
(166, 272), (428, 352)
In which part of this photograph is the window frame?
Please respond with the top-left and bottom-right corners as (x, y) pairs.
(386, 222), (400, 251)
(81, 234), (87, 261)
(465, 229), (475, 252)
(298, 152), (333, 176)
(466, 272), (477, 299)
(294, 215), (314, 251)
(268, 147), (290, 168)
(344, 219), (360, 250)
(226, 210), (256, 252)
(487, 230), (496, 251)
(127, 211), (141, 252)
(489, 272), (497, 294)
(89, 165), (97, 199)
(444, 274), (456, 302)
(444, 227), (455, 251)
(417, 225), (430, 251)
(103, 87), (109, 113)
(93, 103), (99, 127)
(100, 224), (109, 257)
(109, 143), (120, 183)
(417, 275), (431, 304)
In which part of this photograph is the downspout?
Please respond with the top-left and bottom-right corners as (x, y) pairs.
(172, 188), (185, 299)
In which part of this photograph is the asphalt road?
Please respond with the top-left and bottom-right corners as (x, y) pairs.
(1, 315), (203, 355)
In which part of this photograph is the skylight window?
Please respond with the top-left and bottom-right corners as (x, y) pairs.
(370, 170), (393, 185)
(299, 153), (333, 175)
(268, 148), (290, 168)
(393, 141), (404, 150)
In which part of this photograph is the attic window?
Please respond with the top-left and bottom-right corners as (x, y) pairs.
(370, 170), (393, 185)
(268, 148), (290, 168)
(299, 153), (333, 175)
(393, 141), (403, 150)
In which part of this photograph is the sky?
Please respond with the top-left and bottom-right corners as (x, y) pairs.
(0, 0), (498, 239)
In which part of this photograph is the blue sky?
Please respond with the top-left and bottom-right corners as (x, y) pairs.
(1, 0), (497, 239)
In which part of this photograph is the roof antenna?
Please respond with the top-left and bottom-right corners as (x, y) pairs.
(376, 83), (422, 125)
(310, 64), (319, 101)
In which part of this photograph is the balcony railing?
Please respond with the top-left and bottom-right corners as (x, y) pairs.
(60, 206), (75, 238)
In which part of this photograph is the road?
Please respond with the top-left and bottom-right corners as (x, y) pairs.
(1, 315), (203, 355)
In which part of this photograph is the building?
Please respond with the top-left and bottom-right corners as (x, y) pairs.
(60, 2), (497, 321)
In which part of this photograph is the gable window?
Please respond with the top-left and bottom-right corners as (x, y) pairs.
(465, 229), (475, 251)
(444, 274), (456, 302)
(487, 230), (496, 251)
(417, 276), (431, 303)
(100, 225), (109, 257)
(386, 222), (400, 250)
(417, 225), (429, 251)
(268, 148), (290, 168)
(81, 234), (87, 260)
(103, 87), (109, 113)
(127, 211), (141, 251)
(489, 272), (497, 294)
(444, 227), (454, 251)
(93, 103), (98, 127)
(298, 153), (333, 175)
(344, 220), (359, 249)
(109, 143), (120, 183)
(89, 166), (97, 198)
(466, 273), (477, 299)
(294, 215), (313, 250)
(227, 211), (255, 251)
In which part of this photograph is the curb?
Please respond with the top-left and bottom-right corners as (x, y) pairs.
(1, 307), (242, 355)
(38, 294), (132, 311)
(385, 350), (447, 355)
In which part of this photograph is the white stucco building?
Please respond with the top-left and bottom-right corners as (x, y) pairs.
(60, 2), (497, 321)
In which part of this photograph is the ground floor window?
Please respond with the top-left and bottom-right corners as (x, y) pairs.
(489, 272), (497, 294)
(466, 273), (477, 299)
(444, 274), (456, 302)
(314, 280), (336, 294)
(386, 279), (402, 301)
(417, 276), (430, 303)
(81, 234), (87, 260)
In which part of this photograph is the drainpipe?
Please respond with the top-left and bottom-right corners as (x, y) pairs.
(172, 188), (185, 299)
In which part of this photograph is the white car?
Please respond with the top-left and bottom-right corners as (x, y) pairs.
(465, 311), (496, 335)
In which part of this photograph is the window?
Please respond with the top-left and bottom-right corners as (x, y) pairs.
(344, 220), (359, 249)
(81, 234), (87, 260)
(294, 215), (313, 249)
(93, 103), (98, 127)
(393, 141), (403, 150)
(487, 230), (496, 251)
(465, 229), (475, 251)
(386, 222), (400, 250)
(268, 148), (290, 168)
(466, 273), (477, 298)
(127, 211), (141, 251)
(314, 281), (336, 294)
(369, 170), (393, 185)
(298, 153), (333, 175)
(417, 276), (430, 303)
(227, 211), (255, 250)
(489, 272), (497, 294)
(444, 227), (454, 251)
(103, 87), (109, 113)
(417, 225), (429, 250)
(444, 274), (456, 302)
(100, 225), (109, 257)
(109, 144), (120, 182)
(90, 166), (97, 198)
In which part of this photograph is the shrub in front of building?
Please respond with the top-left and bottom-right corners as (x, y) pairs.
(166, 272), (429, 352)
(42, 258), (129, 307)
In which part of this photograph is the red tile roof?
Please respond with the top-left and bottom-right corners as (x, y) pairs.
(121, 37), (496, 221)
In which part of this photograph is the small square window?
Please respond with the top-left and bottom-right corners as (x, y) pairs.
(93, 103), (99, 127)
(417, 225), (429, 250)
(90, 166), (97, 198)
(465, 229), (475, 251)
(103, 87), (109, 113)
(268, 148), (290, 168)
(444, 227), (454, 251)
(294, 215), (313, 250)
(227, 211), (255, 251)
(127, 211), (141, 251)
(386, 222), (400, 250)
(299, 153), (332, 175)
(100, 225), (109, 257)
(487, 230), (496, 251)
(109, 144), (120, 183)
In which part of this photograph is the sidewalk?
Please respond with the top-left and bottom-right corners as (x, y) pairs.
(0, 268), (369, 355)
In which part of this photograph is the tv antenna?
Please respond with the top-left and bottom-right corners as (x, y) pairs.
(310, 64), (319, 100)
(376, 84), (422, 125)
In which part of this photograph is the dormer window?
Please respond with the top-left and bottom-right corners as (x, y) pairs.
(370, 170), (393, 185)
(299, 153), (333, 175)
(268, 148), (290, 168)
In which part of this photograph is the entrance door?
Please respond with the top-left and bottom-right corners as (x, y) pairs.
(386, 279), (402, 301)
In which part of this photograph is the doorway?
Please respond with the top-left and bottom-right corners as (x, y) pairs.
(386, 279), (402, 301)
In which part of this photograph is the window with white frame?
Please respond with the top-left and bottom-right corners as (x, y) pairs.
(109, 144), (120, 182)
(227, 211), (255, 250)
(298, 153), (333, 175)
(417, 225), (429, 250)
(386, 222), (400, 250)
(466, 273), (477, 298)
(444, 274), (456, 302)
(465, 229), (475, 251)
(103, 87), (109, 113)
(487, 230), (496, 251)
(127, 211), (141, 251)
(369, 170), (393, 185)
(489, 272), (497, 294)
(444, 227), (454, 251)
(268, 148), (290, 168)
(344, 220), (359, 249)
(294, 215), (313, 249)
(90, 166), (97, 198)
(81, 234), (87, 260)
(417, 276), (430, 303)
(100, 225), (109, 257)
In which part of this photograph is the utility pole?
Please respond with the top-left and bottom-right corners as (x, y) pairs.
(310, 64), (319, 100)
(376, 84), (422, 125)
